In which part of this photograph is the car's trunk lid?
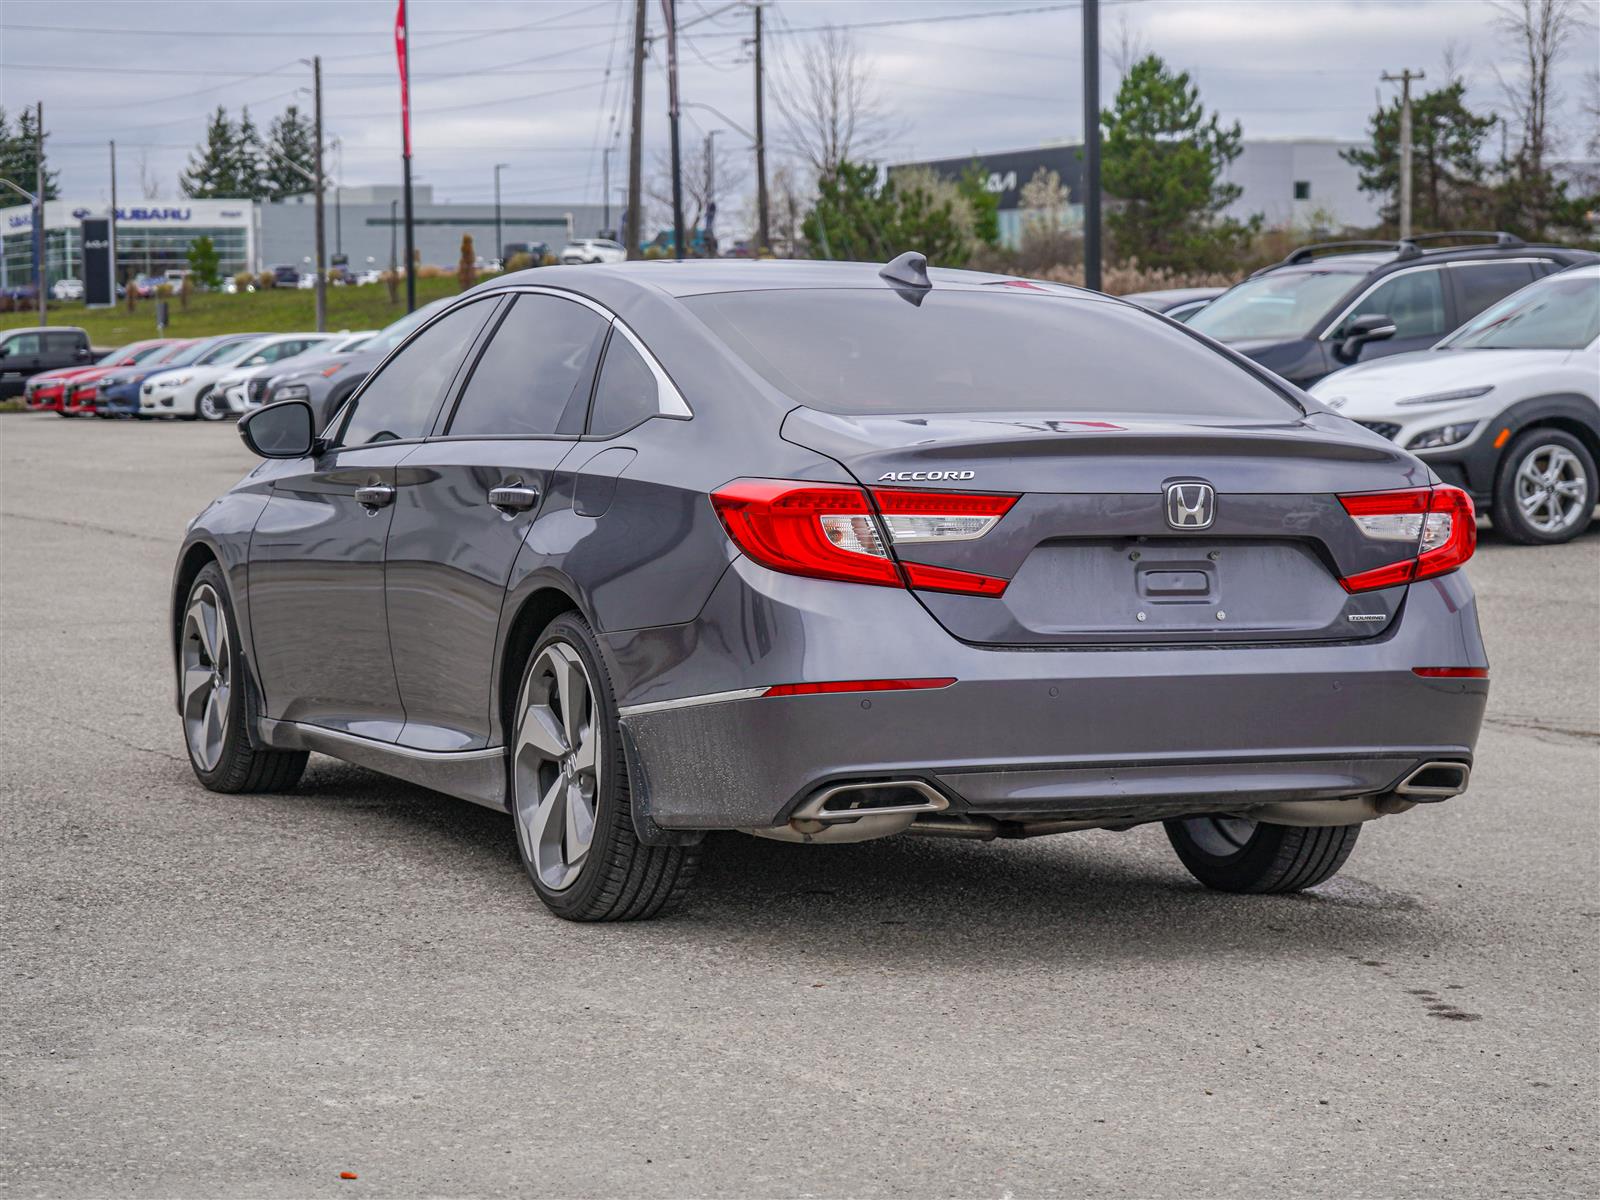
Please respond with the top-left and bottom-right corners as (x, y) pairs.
(782, 407), (1434, 646)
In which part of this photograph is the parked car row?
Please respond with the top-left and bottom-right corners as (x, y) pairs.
(18, 327), (375, 421)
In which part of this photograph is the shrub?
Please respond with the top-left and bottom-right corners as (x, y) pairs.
(505, 252), (535, 272)
(457, 234), (477, 291)
(232, 271), (255, 292)
(541, 252), (559, 266)
(257, 271), (277, 290)
(155, 282), (174, 298)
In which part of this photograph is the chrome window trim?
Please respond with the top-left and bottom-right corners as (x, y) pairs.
(1319, 258), (1554, 342)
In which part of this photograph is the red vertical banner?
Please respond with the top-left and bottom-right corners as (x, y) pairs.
(395, 0), (411, 157)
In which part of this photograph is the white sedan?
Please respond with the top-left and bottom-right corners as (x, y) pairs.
(560, 238), (627, 265)
(51, 278), (85, 301)
(141, 335), (320, 421)
(1311, 265), (1599, 544)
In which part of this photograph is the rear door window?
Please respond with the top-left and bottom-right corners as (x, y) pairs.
(1349, 269), (1448, 338)
(446, 294), (607, 437)
(588, 333), (659, 437)
(1451, 261), (1535, 323)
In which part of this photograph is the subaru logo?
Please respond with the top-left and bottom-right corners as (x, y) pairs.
(1165, 481), (1215, 530)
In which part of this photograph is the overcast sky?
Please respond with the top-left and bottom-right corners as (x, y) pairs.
(4, 0), (1596, 227)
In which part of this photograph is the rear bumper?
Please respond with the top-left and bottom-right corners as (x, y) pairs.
(611, 558), (1489, 831)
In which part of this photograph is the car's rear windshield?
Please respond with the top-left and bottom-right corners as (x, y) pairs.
(682, 288), (1299, 418)
(1186, 268), (1363, 341)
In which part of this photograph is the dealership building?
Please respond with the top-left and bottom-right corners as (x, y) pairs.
(891, 137), (1381, 247)
(1, 186), (607, 288)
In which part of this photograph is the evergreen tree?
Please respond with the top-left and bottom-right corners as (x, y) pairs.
(187, 236), (222, 288)
(180, 108), (241, 198)
(958, 163), (1002, 249)
(261, 105), (317, 199)
(1100, 55), (1259, 272)
(232, 107), (266, 197)
(803, 161), (971, 267)
(0, 106), (61, 200)
(1342, 81), (1497, 231)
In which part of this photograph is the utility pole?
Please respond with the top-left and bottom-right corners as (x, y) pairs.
(704, 129), (718, 257)
(1081, 0), (1101, 292)
(389, 199), (398, 274)
(664, 0), (685, 259)
(36, 101), (46, 326)
(312, 55), (327, 332)
(397, 0), (416, 311)
(626, 0), (647, 259)
(602, 146), (612, 235)
(1382, 69), (1424, 241)
(752, 2), (769, 256)
(109, 139), (118, 298)
(493, 162), (508, 266)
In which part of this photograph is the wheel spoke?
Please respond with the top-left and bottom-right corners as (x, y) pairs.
(564, 782), (595, 865)
(552, 649), (589, 753)
(529, 775), (566, 877)
(182, 665), (212, 711)
(518, 702), (568, 762)
(198, 600), (220, 663)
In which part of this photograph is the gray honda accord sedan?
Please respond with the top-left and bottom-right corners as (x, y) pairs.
(172, 254), (1488, 921)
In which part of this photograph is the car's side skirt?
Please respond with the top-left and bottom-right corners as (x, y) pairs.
(257, 718), (509, 811)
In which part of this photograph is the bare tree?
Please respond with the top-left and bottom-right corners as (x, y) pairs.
(1108, 11), (1150, 79)
(648, 137), (751, 247)
(771, 25), (897, 180)
(137, 148), (162, 200)
(1491, 0), (1589, 172)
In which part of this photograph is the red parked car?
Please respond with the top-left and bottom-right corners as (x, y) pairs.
(26, 340), (180, 415)
(64, 339), (196, 416)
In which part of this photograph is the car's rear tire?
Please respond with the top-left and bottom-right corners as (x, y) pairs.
(195, 388), (226, 422)
(1491, 428), (1596, 545)
(1164, 815), (1360, 893)
(181, 563), (308, 793)
(509, 612), (700, 921)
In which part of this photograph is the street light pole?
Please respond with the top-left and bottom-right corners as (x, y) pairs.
(35, 100), (46, 326)
(311, 55), (327, 332)
(1081, 0), (1102, 292)
(494, 162), (508, 267)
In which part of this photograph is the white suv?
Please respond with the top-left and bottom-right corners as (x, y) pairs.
(560, 238), (627, 265)
(1311, 265), (1599, 544)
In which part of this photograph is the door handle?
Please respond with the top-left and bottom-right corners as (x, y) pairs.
(354, 484), (395, 508)
(488, 485), (540, 513)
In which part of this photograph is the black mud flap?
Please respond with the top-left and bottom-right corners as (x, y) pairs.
(619, 718), (705, 847)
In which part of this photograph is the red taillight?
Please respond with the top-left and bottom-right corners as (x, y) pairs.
(1413, 667), (1488, 678)
(762, 677), (956, 698)
(711, 480), (901, 587)
(1337, 484), (1476, 593)
(711, 479), (1014, 596)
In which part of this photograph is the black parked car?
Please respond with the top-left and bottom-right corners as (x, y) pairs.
(1185, 231), (1599, 387)
(0, 325), (92, 399)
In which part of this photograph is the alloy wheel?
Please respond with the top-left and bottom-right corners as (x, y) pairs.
(1179, 814), (1257, 858)
(197, 390), (222, 421)
(1514, 443), (1588, 535)
(181, 584), (232, 771)
(513, 641), (602, 892)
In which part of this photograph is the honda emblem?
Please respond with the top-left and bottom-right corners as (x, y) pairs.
(1165, 482), (1215, 530)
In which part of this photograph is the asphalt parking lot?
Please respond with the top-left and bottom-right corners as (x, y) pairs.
(3, 415), (1597, 1199)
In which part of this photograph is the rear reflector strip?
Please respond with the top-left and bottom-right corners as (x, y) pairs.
(1412, 667), (1489, 678)
(762, 677), (957, 698)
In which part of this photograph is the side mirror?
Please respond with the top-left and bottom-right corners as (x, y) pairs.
(0, 345), (9, 358)
(238, 399), (315, 458)
(1339, 313), (1397, 359)
(75, 346), (92, 362)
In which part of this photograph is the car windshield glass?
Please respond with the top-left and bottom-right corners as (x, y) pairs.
(366, 297), (455, 356)
(162, 341), (219, 367)
(1186, 269), (1362, 340)
(683, 288), (1298, 418)
(1436, 274), (1600, 351)
(98, 344), (143, 365)
(201, 339), (268, 366)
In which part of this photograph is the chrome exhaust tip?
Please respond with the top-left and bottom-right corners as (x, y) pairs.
(1394, 760), (1471, 800)
(792, 779), (949, 823)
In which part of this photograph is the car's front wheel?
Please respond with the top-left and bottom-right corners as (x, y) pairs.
(194, 387), (226, 422)
(1492, 428), (1596, 545)
(509, 613), (700, 921)
(181, 563), (308, 792)
(1164, 815), (1360, 893)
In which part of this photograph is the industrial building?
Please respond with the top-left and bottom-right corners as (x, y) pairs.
(891, 137), (1381, 247)
(1, 186), (608, 289)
